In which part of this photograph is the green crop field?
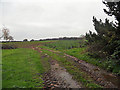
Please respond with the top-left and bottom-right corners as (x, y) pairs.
(44, 40), (86, 50)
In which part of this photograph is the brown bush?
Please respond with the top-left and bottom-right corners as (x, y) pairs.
(2, 44), (17, 49)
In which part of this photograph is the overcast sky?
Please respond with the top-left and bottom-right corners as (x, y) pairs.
(0, 0), (115, 40)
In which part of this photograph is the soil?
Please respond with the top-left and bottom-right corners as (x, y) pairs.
(43, 60), (81, 88)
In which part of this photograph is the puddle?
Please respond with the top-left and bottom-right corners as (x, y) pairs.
(102, 73), (120, 88)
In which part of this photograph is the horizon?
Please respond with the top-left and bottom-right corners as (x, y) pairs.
(0, 36), (83, 41)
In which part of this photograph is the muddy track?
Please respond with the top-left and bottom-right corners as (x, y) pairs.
(64, 54), (119, 88)
(32, 47), (82, 88)
(31, 46), (120, 88)
(33, 47), (120, 88)
(43, 60), (81, 88)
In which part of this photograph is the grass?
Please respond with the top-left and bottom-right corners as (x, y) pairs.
(64, 48), (102, 66)
(64, 48), (120, 75)
(39, 46), (102, 88)
(2, 48), (49, 88)
(43, 40), (102, 66)
(44, 40), (120, 75)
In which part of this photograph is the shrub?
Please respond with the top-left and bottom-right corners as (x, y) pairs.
(23, 39), (28, 42)
(30, 39), (34, 42)
(2, 44), (17, 49)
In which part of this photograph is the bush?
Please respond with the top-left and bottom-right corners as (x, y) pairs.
(87, 43), (107, 58)
(23, 39), (28, 42)
(2, 44), (17, 49)
(30, 39), (34, 42)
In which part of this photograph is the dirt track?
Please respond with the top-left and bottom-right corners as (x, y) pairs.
(32, 46), (82, 88)
(32, 46), (119, 88)
(44, 60), (81, 88)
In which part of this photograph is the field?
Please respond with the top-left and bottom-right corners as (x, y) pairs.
(44, 40), (86, 50)
(2, 48), (47, 88)
(2, 40), (120, 88)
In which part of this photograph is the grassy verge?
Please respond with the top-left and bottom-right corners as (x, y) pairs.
(43, 40), (101, 66)
(64, 48), (120, 74)
(39, 46), (102, 88)
(44, 40), (120, 75)
(2, 48), (48, 88)
(64, 47), (102, 66)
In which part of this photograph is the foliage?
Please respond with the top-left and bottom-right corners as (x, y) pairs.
(85, 1), (120, 63)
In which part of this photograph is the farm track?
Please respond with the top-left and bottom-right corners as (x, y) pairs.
(43, 60), (81, 88)
(32, 46), (82, 88)
(64, 54), (118, 88)
(32, 46), (119, 88)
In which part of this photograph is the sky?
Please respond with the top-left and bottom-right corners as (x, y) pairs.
(0, 0), (115, 41)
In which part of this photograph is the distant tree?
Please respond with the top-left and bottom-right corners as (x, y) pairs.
(2, 27), (10, 41)
(30, 39), (34, 42)
(0, 26), (14, 41)
(23, 39), (28, 42)
(63, 37), (67, 40)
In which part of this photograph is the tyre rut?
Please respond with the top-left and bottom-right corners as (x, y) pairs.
(32, 46), (82, 88)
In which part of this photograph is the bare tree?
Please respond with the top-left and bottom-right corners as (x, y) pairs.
(2, 27), (10, 41)
(1, 26), (14, 41)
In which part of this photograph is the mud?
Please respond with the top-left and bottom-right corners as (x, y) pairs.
(49, 60), (81, 88)
(32, 47), (82, 88)
(43, 60), (82, 88)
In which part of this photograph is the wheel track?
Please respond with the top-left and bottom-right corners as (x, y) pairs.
(33, 46), (119, 88)
(32, 46), (82, 88)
